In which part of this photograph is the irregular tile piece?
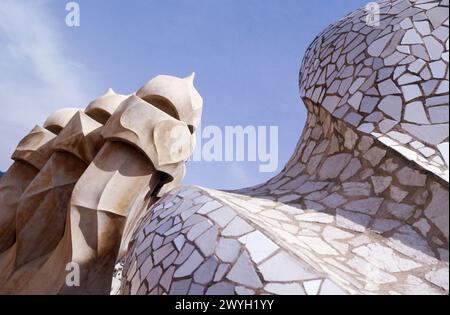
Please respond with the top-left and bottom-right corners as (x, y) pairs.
(239, 231), (279, 264)
(226, 252), (263, 289)
(258, 252), (317, 282)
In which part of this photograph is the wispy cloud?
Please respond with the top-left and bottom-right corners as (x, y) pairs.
(0, 0), (97, 170)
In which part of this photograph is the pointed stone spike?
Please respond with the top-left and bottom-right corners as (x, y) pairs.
(104, 88), (116, 96)
(186, 72), (196, 83)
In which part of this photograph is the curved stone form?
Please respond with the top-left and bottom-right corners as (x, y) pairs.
(136, 73), (203, 132)
(0, 91), (125, 291)
(43, 108), (81, 135)
(118, 0), (448, 295)
(0, 74), (203, 294)
(0, 107), (79, 255)
(85, 88), (130, 124)
(299, 0), (449, 181)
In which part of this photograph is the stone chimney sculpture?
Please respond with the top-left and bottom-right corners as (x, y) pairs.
(0, 74), (202, 294)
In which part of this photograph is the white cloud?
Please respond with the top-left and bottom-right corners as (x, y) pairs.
(0, 0), (98, 170)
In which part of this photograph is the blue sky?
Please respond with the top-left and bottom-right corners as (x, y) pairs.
(0, 0), (369, 189)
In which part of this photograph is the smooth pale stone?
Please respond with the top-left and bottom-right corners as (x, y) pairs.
(296, 212), (334, 224)
(195, 225), (218, 257)
(402, 29), (424, 44)
(398, 73), (421, 85)
(265, 283), (306, 295)
(414, 219), (431, 237)
(423, 36), (444, 60)
(371, 176), (392, 193)
(343, 197), (384, 215)
(303, 280), (322, 295)
(342, 182), (371, 197)
(425, 95), (448, 107)
(378, 95), (402, 120)
(226, 252), (263, 289)
(405, 101), (431, 125)
(170, 279), (192, 295)
(344, 112), (363, 127)
(188, 284), (205, 295)
(207, 207), (236, 228)
(164, 223), (182, 236)
(396, 167), (427, 186)
(400, 18), (413, 29)
(352, 244), (421, 272)
(344, 129), (358, 149)
(216, 238), (240, 263)
(425, 268), (449, 291)
(193, 256), (218, 285)
(130, 271), (142, 294)
(321, 193), (347, 208)
(377, 136), (398, 147)
(174, 243), (195, 265)
(322, 96), (341, 112)
(280, 175), (309, 190)
(258, 252), (317, 282)
(319, 153), (352, 180)
(296, 181), (328, 194)
(430, 60), (446, 78)
(146, 266), (163, 290)
(402, 84), (422, 102)
(361, 97), (380, 114)
(402, 123), (449, 146)
(436, 79), (449, 94)
(222, 216), (255, 237)
(206, 282), (235, 295)
(340, 158), (362, 181)
(371, 218), (402, 233)
(425, 183), (449, 239)
(437, 142), (449, 165)
(319, 280), (347, 295)
(378, 80), (401, 96)
(418, 147), (435, 157)
(349, 77), (366, 93)
(299, 236), (339, 255)
(187, 220), (212, 241)
(278, 194), (300, 203)
(214, 263), (229, 282)
(183, 214), (206, 228)
(363, 147), (386, 167)
(336, 208), (370, 232)
(408, 59), (426, 73)
(400, 275), (441, 295)
(347, 256), (397, 285)
(261, 209), (290, 221)
(386, 202), (415, 220)
(358, 123), (374, 133)
(384, 52), (407, 65)
(348, 92), (363, 109)
(239, 231), (279, 264)
(414, 21), (431, 35)
(322, 226), (354, 240)
(390, 186), (409, 203)
(388, 226), (438, 265)
(173, 235), (185, 251)
(174, 249), (204, 278)
(421, 79), (439, 95)
(429, 106), (449, 124)
(235, 286), (255, 295)
(379, 119), (397, 133)
(153, 243), (175, 265)
(368, 33), (394, 57)
(158, 266), (175, 292)
(197, 201), (222, 214)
